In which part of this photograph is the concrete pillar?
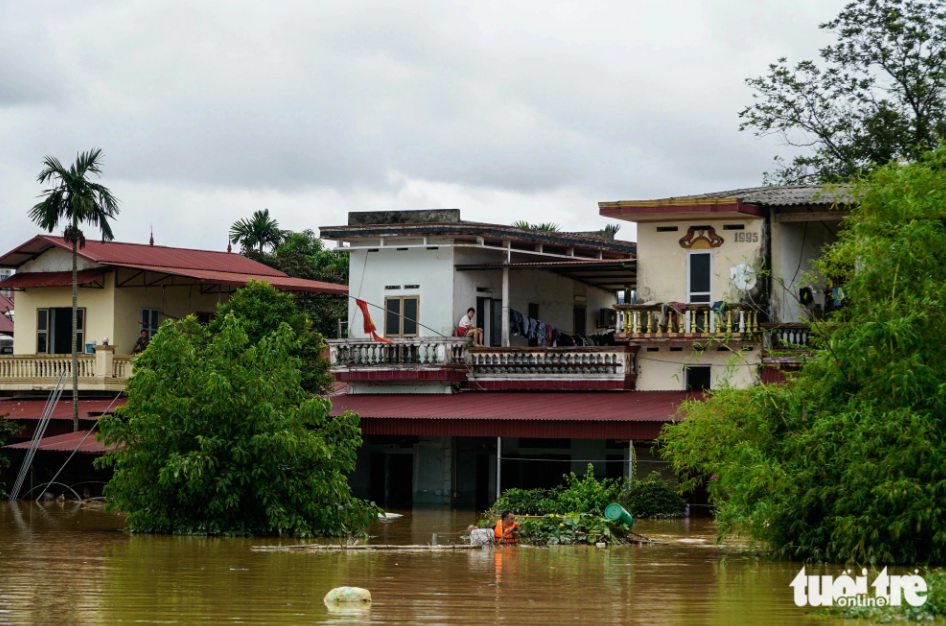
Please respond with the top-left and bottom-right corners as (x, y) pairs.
(94, 345), (114, 378)
(501, 266), (510, 346)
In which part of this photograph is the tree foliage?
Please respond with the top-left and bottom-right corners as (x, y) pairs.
(242, 230), (349, 339)
(229, 208), (285, 252)
(621, 474), (687, 519)
(491, 465), (627, 515)
(0, 416), (22, 497)
(209, 280), (333, 395)
(660, 148), (946, 564)
(739, 0), (946, 184)
(29, 148), (120, 431)
(96, 304), (378, 536)
(512, 220), (561, 231)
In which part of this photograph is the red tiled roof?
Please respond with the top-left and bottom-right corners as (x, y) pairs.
(329, 391), (697, 421)
(0, 397), (126, 420)
(4, 429), (112, 454)
(0, 293), (12, 335)
(0, 268), (109, 289)
(0, 236), (347, 295)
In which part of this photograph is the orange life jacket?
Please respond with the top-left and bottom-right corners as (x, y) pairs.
(494, 519), (519, 543)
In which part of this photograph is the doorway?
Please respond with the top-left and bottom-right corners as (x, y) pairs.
(369, 452), (414, 509)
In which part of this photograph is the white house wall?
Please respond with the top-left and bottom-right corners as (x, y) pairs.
(19, 247), (101, 273)
(635, 220), (764, 304)
(770, 220), (836, 323)
(346, 245), (456, 339)
(12, 276), (116, 354)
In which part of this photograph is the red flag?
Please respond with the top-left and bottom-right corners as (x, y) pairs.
(355, 299), (394, 343)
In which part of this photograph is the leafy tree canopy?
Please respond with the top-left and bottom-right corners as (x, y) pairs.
(660, 148), (946, 564)
(210, 280), (334, 395)
(739, 0), (946, 184)
(0, 417), (22, 496)
(96, 298), (377, 536)
(242, 230), (349, 339)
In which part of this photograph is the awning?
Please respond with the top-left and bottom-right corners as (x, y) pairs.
(455, 259), (636, 291)
(0, 268), (109, 289)
(111, 263), (348, 295)
(329, 391), (699, 439)
(4, 430), (112, 454)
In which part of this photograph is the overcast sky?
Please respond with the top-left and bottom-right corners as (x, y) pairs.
(0, 0), (847, 251)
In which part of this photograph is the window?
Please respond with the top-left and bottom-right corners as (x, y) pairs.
(141, 308), (160, 336)
(385, 296), (419, 337)
(685, 365), (712, 391)
(36, 307), (85, 354)
(687, 251), (712, 304)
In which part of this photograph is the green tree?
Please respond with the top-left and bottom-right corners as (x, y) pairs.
(660, 148), (946, 564)
(242, 230), (349, 338)
(0, 417), (22, 497)
(209, 280), (333, 395)
(512, 220), (560, 231)
(229, 209), (285, 252)
(96, 310), (377, 536)
(739, 0), (946, 184)
(29, 148), (120, 431)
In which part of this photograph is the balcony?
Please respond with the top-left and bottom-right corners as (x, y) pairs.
(0, 347), (131, 392)
(327, 338), (637, 391)
(466, 346), (636, 390)
(614, 303), (760, 343)
(760, 323), (813, 351)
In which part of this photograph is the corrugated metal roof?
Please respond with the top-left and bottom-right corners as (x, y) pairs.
(111, 263), (348, 295)
(0, 293), (12, 335)
(634, 185), (854, 207)
(4, 429), (111, 454)
(0, 397), (125, 420)
(0, 235), (285, 274)
(0, 268), (109, 289)
(329, 391), (696, 421)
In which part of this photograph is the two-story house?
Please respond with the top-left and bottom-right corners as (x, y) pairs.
(320, 209), (697, 510)
(0, 235), (347, 497)
(599, 185), (851, 390)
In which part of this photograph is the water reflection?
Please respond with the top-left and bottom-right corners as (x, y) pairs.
(0, 502), (842, 624)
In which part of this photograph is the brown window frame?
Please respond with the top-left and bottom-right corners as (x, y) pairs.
(384, 296), (420, 338)
(36, 307), (87, 354)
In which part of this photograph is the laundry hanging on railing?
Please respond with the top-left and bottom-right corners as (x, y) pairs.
(355, 299), (394, 343)
(508, 308), (610, 348)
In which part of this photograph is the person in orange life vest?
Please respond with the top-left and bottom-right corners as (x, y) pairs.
(494, 511), (520, 544)
(458, 307), (484, 346)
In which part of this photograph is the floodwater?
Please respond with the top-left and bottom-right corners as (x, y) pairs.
(0, 502), (853, 624)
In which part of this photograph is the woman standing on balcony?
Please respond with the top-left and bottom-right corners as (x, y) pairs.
(458, 308), (484, 346)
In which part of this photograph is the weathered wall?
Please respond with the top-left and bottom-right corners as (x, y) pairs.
(635, 219), (764, 304)
(635, 347), (760, 391)
(769, 220), (837, 323)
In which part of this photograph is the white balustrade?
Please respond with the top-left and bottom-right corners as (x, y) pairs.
(328, 338), (469, 368)
(467, 347), (631, 376)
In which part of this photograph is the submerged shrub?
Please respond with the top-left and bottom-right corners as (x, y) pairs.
(622, 474), (687, 519)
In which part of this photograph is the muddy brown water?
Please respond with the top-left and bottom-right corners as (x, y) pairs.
(0, 502), (848, 624)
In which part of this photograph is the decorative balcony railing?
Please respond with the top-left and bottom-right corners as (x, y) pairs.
(760, 323), (813, 350)
(615, 303), (761, 339)
(465, 346), (635, 390)
(328, 338), (469, 368)
(0, 347), (131, 391)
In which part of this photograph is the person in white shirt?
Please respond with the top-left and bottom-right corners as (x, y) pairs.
(457, 307), (484, 346)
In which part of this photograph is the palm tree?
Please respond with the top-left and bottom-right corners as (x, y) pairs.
(512, 220), (560, 231)
(229, 209), (286, 252)
(29, 149), (120, 432)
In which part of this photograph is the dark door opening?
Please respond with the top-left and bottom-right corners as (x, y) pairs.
(369, 452), (414, 509)
(475, 453), (490, 511)
(50, 307), (82, 354)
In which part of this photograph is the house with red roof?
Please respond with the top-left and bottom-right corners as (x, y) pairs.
(0, 235), (348, 497)
(0, 235), (345, 392)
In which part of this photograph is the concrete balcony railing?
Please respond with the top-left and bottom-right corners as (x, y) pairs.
(466, 346), (636, 390)
(760, 323), (813, 350)
(615, 303), (761, 340)
(328, 337), (469, 368)
(0, 346), (131, 391)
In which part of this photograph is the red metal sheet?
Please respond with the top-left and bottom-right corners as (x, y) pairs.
(4, 429), (111, 454)
(110, 263), (348, 295)
(360, 417), (664, 440)
(0, 398), (125, 420)
(0, 268), (108, 288)
(329, 391), (697, 421)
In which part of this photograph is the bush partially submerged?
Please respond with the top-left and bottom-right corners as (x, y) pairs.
(491, 464), (627, 516)
(622, 474), (687, 519)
